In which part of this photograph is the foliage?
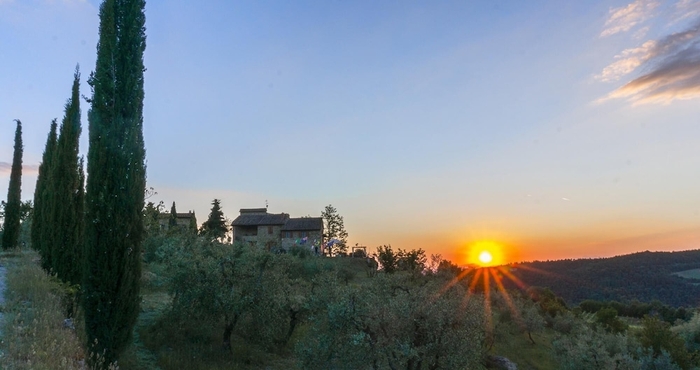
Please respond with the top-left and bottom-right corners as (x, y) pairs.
(375, 245), (428, 275)
(672, 312), (700, 352)
(552, 324), (652, 370)
(83, 0), (147, 364)
(321, 204), (348, 255)
(637, 316), (694, 369)
(143, 200), (164, 234)
(527, 286), (568, 318)
(376, 244), (398, 273)
(199, 199), (229, 241)
(580, 299), (692, 324)
(46, 67), (84, 285)
(396, 247), (427, 273)
(32, 119), (58, 266)
(595, 307), (628, 334)
(165, 239), (322, 351)
(296, 273), (485, 369)
(2, 119), (23, 250)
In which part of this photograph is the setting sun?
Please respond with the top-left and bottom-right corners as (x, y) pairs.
(466, 240), (505, 267)
(478, 251), (493, 264)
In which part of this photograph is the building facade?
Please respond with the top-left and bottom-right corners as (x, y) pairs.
(232, 208), (323, 252)
(158, 211), (197, 232)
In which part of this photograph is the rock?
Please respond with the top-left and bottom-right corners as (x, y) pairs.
(63, 318), (75, 330)
(485, 355), (518, 370)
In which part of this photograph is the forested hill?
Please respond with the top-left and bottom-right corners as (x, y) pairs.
(504, 249), (700, 307)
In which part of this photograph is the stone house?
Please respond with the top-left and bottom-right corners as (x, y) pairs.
(232, 208), (323, 252)
(158, 211), (197, 231)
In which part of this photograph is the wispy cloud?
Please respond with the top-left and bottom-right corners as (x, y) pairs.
(596, 40), (657, 82)
(674, 0), (700, 22)
(599, 21), (700, 104)
(0, 162), (39, 176)
(601, 0), (659, 37)
(597, 0), (700, 105)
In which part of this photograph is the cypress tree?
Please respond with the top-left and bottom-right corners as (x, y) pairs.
(188, 211), (198, 234)
(83, 0), (146, 363)
(200, 199), (228, 241)
(32, 119), (58, 268)
(169, 201), (177, 228)
(2, 120), (23, 250)
(48, 67), (83, 285)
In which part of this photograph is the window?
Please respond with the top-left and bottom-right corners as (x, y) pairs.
(268, 226), (273, 235)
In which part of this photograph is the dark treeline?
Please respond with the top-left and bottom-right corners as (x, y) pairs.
(503, 250), (700, 307)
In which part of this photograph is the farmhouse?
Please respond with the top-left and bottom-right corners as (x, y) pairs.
(231, 208), (323, 252)
(158, 211), (197, 231)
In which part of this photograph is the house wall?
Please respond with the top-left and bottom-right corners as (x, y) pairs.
(256, 225), (283, 250)
(158, 216), (194, 231)
(233, 225), (258, 245)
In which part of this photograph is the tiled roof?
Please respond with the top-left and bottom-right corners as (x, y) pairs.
(281, 217), (323, 231)
(232, 213), (289, 226)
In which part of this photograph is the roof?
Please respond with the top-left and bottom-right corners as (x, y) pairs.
(281, 217), (323, 231)
(232, 213), (289, 226)
(158, 212), (195, 219)
(239, 208), (267, 214)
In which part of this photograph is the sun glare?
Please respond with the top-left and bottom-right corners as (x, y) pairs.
(467, 240), (504, 267)
(478, 251), (493, 264)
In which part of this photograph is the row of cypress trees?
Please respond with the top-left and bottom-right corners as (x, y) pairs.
(32, 68), (85, 286)
(27, 0), (147, 366)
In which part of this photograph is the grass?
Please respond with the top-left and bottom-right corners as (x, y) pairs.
(0, 249), (86, 369)
(489, 327), (559, 370)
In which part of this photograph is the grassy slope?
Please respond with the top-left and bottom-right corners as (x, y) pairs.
(490, 329), (558, 370)
(0, 250), (86, 370)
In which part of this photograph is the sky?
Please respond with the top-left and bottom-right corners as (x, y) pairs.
(2, 0), (700, 265)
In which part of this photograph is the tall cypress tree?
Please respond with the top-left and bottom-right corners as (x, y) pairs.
(169, 201), (177, 228)
(2, 120), (23, 250)
(83, 0), (146, 363)
(48, 67), (83, 285)
(32, 119), (58, 267)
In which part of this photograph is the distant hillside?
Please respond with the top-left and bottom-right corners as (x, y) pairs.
(503, 250), (700, 308)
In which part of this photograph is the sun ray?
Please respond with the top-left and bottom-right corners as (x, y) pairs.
(483, 268), (494, 346)
(435, 267), (472, 300)
(497, 265), (528, 290)
(492, 267), (525, 330)
(461, 268), (482, 309)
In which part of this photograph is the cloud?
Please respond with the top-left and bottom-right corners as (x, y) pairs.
(598, 21), (700, 104)
(0, 162), (39, 176)
(674, 0), (700, 22)
(596, 40), (657, 81)
(601, 0), (659, 37)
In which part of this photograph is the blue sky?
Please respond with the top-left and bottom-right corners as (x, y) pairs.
(2, 0), (700, 263)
